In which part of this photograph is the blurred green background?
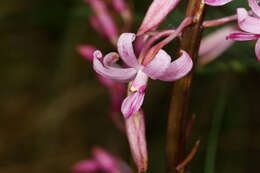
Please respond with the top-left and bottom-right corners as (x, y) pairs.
(1, 0), (260, 172)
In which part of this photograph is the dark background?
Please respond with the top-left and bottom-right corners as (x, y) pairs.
(1, 0), (260, 172)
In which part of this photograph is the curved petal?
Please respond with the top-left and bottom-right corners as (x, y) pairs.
(227, 31), (259, 41)
(130, 70), (148, 92)
(142, 49), (171, 80)
(205, 0), (232, 6)
(117, 33), (141, 68)
(237, 8), (260, 34)
(248, 0), (260, 18)
(158, 50), (193, 81)
(93, 50), (137, 82)
(121, 92), (145, 119)
(255, 39), (260, 63)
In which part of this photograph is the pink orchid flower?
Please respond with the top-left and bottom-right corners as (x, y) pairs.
(73, 147), (132, 173)
(93, 33), (193, 118)
(227, 7), (260, 63)
(205, 0), (232, 6)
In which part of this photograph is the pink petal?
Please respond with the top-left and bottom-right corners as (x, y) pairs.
(198, 25), (235, 66)
(117, 33), (141, 68)
(121, 92), (145, 119)
(158, 50), (193, 81)
(130, 70), (149, 92)
(248, 0), (260, 18)
(112, 0), (127, 13)
(204, 0), (232, 6)
(77, 45), (97, 61)
(137, 0), (181, 36)
(142, 49), (171, 80)
(237, 8), (260, 34)
(125, 110), (148, 172)
(73, 160), (100, 173)
(227, 31), (259, 41)
(255, 39), (260, 63)
(92, 147), (120, 172)
(93, 50), (137, 82)
(85, 0), (118, 42)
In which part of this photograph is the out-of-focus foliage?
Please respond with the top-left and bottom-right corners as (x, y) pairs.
(0, 0), (260, 173)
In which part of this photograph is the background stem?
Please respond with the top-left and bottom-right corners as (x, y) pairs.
(166, 0), (206, 172)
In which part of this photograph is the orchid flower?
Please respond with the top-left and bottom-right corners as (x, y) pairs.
(78, 45), (126, 131)
(227, 7), (260, 63)
(204, 0), (232, 6)
(73, 147), (132, 173)
(93, 33), (193, 118)
(198, 25), (235, 66)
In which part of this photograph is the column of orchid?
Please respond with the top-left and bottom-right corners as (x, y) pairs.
(73, 0), (260, 172)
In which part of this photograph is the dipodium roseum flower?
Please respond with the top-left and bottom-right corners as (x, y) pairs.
(227, 8), (260, 63)
(205, 0), (232, 6)
(93, 33), (193, 118)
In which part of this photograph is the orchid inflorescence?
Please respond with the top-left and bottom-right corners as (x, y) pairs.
(74, 0), (260, 172)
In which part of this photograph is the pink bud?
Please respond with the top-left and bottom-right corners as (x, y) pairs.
(77, 45), (97, 61)
(73, 160), (100, 172)
(137, 0), (181, 36)
(125, 110), (148, 172)
(112, 0), (127, 13)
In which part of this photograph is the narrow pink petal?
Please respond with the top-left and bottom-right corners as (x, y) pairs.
(89, 15), (106, 37)
(227, 31), (259, 41)
(93, 50), (137, 82)
(204, 0), (232, 6)
(158, 50), (193, 81)
(137, 0), (181, 36)
(85, 0), (118, 42)
(125, 110), (148, 172)
(198, 26), (235, 66)
(112, 0), (127, 13)
(255, 39), (260, 63)
(121, 92), (145, 119)
(142, 49), (171, 80)
(73, 160), (100, 172)
(248, 0), (260, 18)
(117, 33), (141, 68)
(237, 8), (260, 34)
(77, 45), (97, 61)
(92, 147), (120, 172)
(130, 70), (149, 93)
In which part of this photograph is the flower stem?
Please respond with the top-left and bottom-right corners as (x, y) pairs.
(165, 0), (205, 172)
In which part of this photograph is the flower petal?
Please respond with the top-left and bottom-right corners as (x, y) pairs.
(121, 92), (145, 119)
(142, 49), (171, 80)
(93, 50), (137, 82)
(77, 45), (97, 61)
(204, 0), (232, 6)
(227, 31), (259, 41)
(237, 8), (260, 34)
(255, 39), (260, 63)
(125, 110), (148, 172)
(137, 0), (181, 36)
(198, 25), (235, 66)
(73, 160), (100, 173)
(248, 0), (260, 18)
(117, 33), (141, 68)
(130, 70), (149, 92)
(158, 50), (193, 81)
